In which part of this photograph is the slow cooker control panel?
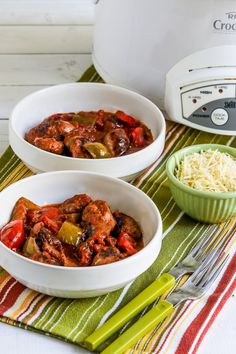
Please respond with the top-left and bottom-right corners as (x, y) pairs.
(181, 83), (236, 130)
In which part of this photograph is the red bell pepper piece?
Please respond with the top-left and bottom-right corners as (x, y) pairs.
(27, 207), (58, 223)
(115, 111), (137, 127)
(0, 220), (25, 251)
(117, 232), (137, 255)
(41, 216), (59, 233)
(40, 207), (58, 220)
(130, 127), (145, 146)
(96, 110), (105, 128)
(27, 207), (59, 232)
(48, 113), (63, 119)
(40, 207), (59, 232)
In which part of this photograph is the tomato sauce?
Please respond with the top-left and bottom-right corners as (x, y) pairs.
(25, 110), (153, 158)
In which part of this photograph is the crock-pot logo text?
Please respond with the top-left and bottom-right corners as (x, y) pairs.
(213, 12), (236, 33)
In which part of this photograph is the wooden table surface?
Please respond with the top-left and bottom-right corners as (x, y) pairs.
(0, 1), (235, 354)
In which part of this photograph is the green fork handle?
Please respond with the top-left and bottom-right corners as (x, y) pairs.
(100, 300), (174, 354)
(84, 273), (175, 351)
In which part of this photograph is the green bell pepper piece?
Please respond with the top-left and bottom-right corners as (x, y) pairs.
(73, 114), (97, 125)
(83, 142), (111, 158)
(23, 237), (40, 255)
(57, 221), (83, 246)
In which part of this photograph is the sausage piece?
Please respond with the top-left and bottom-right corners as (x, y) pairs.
(59, 194), (92, 214)
(34, 137), (64, 155)
(113, 211), (142, 240)
(92, 247), (122, 266)
(103, 128), (130, 156)
(82, 200), (116, 235)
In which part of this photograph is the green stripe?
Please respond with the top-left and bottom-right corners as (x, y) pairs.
(33, 298), (64, 328)
(0, 149), (21, 184)
(78, 65), (104, 83)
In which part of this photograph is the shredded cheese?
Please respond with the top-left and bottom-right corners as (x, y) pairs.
(175, 149), (236, 193)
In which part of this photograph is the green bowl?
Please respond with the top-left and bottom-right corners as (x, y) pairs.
(166, 144), (236, 224)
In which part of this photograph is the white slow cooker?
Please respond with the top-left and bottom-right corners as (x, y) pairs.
(93, 0), (236, 135)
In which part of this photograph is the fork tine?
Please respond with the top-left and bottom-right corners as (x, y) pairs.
(200, 224), (230, 261)
(193, 249), (226, 286)
(199, 243), (224, 273)
(194, 222), (230, 260)
(197, 228), (221, 258)
(199, 255), (229, 291)
(184, 234), (228, 286)
(190, 252), (217, 285)
(199, 229), (233, 276)
(190, 225), (218, 258)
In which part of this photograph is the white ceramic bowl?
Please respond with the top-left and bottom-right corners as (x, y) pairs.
(9, 83), (166, 181)
(0, 171), (162, 298)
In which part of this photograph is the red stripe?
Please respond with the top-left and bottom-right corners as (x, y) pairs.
(175, 253), (236, 354)
(0, 281), (25, 315)
(155, 302), (192, 354)
(0, 276), (15, 300)
(16, 293), (42, 321)
(193, 275), (236, 354)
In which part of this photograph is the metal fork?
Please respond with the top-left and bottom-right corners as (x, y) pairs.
(99, 247), (229, 354)
(169, 223), (231, 280)
(168, 249), (228, 305)
(84, 225), (232, 352)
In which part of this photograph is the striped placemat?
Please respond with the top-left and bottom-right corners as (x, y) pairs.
(0, 66), (235, 354)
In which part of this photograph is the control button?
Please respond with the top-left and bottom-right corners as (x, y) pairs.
(211, 108), (228, 126)
(182, 83), (235, 118)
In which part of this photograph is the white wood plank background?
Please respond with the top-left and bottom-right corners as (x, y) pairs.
(0, 0), (94, 25)
(0, 54), (92, 85)
(0, 0), (93, 154)
(0, 120), (8, 154)
(0, 53), (92, 117)
(0, 26), (93, 54)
